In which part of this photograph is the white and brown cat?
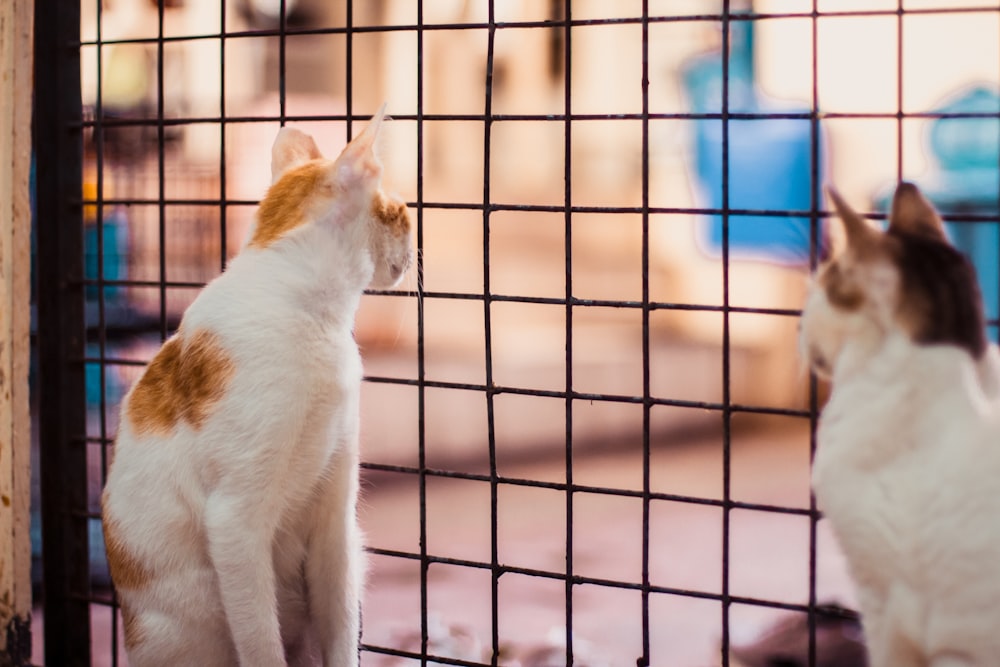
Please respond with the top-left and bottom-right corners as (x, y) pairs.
(101, 107), (412, 666)
(802, 182), (1000, 667)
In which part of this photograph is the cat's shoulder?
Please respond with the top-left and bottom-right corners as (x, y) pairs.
(125, 326), (236, 438)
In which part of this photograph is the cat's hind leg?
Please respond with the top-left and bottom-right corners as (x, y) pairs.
(276, 531), (322, 667)
(122, 601), (238, 667)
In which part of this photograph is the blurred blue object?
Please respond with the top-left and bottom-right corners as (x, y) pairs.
(682, 10), (822, 265)
(874, 85), (1000, 338)
(84, 208), (129, 302)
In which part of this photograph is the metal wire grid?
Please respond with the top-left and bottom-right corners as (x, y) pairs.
(31, 1), (1000, 666)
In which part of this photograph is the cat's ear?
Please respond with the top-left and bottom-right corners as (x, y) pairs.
(889, 182), (946, 240)
(828, 186), (879, 251)
(271, 127), (323, 184)
(332, 104), (386, 190)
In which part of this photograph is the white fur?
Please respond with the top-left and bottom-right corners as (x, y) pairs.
(804, 284), (1000, 667)
(102, 113), (411, 666)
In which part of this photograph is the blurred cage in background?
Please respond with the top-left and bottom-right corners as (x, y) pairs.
(31, 0), (1000, 666)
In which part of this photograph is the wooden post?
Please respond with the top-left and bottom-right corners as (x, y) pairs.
(0, 0), (35, 664)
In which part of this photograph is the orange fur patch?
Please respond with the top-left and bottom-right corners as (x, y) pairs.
(249, 162), (328, 249)
(102, 512), (150, 591)
(127, 329), (236, 437)
(820, 262), (864, 311)
(372, 195), (410, 236)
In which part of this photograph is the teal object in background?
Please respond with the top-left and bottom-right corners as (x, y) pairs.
(82, 208), (131, 409)
(84, 209), (129, 302)
(682, 7), (822, 265)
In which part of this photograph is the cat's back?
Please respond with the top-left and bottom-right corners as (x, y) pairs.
(107, 252), (362, 517)
(117, 255), (361, 453)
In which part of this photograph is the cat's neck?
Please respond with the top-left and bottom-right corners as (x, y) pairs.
(818, 336), (998, 477)
(829, 322), (901, 386)
(826, 329), (996, 433)
(833, 329), (972, 388)
(230, 227), (374, 331)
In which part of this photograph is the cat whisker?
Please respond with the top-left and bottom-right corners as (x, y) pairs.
(414, 247), (426, 297)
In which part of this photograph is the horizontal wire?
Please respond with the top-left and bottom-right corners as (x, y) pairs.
(74, 193), (1000, 225)
(76, 109), (1000, 129)
(363, 377), (814, 417)
(360, 463), (816, 516)
(75, 468), (817, 524)
(77, 3), (1000, 48)
(77, 283), (807, 314)
(361, 644), (493, 667)
(364, 546), (822, 614)
(74, 360), (814, 417)
(77, 197), (841, 217)
(83, 585), (831, 637)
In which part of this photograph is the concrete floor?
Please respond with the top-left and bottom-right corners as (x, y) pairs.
(38, 417), (856, 667)
(359, 416), (856, 666)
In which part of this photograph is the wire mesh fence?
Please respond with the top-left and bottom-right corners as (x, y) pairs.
(31, 0), (1000, 665)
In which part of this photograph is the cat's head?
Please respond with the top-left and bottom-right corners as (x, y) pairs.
(250, 106), (413, 289)
(800, 182), (986, 379)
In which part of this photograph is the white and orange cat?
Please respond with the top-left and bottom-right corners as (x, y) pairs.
(802, 182), (1000, 667)
(101, 107), (412, 666)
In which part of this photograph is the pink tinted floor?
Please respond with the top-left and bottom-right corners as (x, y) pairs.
(44, 418), (854, 666)
(358, 417), (855, 666)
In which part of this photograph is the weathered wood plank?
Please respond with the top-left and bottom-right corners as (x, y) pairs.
(0, 0), (35, 663)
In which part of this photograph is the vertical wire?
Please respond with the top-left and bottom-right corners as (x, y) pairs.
(561, 1), (575, 665)
(279, 0), (287, 125)
(346, 0), (353, 141)
(416, 3), (430, 664)
(719, 3), (733, 666)
(896, 0), (904, 182)
(483, 2), (500, 664)
(93, 0), (116, 662)
(219, 0), (228, 273)
(94, 0), (106, 476)
(157, 0), (167, 342)
(807, 3), (821, 666)
(639, 0), (652, 665)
